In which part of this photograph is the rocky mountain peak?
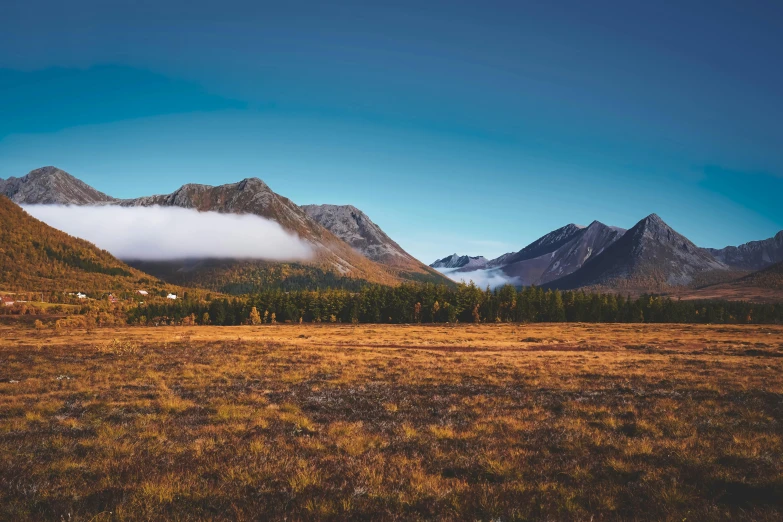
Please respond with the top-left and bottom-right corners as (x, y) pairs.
(302, 203), (424, 268)
(430, 254), (488, 270)
(638, 213), (667, 230)
(237, 177), (271, 191)
(0, 166), (115, 205)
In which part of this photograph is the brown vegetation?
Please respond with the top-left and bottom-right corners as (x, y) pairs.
(1, 323), (782, 520)
(0, 196), (171, 294)
(670, 262), (783, 303)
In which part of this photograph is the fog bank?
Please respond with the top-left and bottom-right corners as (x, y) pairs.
(22, 204), (313, 261)
(434, 267), (520, 289)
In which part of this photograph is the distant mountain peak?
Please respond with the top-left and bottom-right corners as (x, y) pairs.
(487, 222), (588, 269)
(637, 213), (668, 230)
(237, 177), (271, 190)
(0, 166), (115, 205)
(430, 253), (488, 270)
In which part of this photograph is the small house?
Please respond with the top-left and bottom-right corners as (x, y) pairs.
(76, 293), (87, 299)
(166, 294), (177, 300)
(1, 296), (15, 307)
(136, 290), (149, 296)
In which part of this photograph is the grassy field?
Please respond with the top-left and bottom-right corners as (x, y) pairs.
(1, 323), (782, 521)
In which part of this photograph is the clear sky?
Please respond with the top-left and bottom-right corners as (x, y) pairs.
(2, 0), (782, 263)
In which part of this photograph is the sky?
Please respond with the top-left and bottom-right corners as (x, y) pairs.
(1, 0), (782, 263)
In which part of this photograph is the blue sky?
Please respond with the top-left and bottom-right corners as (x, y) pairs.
(1, 0), (782, 262)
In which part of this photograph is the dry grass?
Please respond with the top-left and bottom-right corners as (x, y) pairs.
(1, 323), (782, 520)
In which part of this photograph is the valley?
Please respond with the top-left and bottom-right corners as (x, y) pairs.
(1, 322), (782, 520)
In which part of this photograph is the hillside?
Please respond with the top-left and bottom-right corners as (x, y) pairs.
(668, 262), (783, 304)
(546, 214), (728, 292)
(739, 260), (783, 290)
(0, 196), (162, 293)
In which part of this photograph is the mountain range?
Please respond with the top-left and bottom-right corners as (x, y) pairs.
(706, 232), (783, 271)
(2, 166), (782, 301)
(432, 214), (783, 300)
(1, 167), (448, 293)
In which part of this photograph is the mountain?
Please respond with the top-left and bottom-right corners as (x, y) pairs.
(117, 179), (446, 289)
(9, 167), (451, 292)
(476, 221), (626, 286)
(487, 224), (586, 269)
(546, 214), (727, 291)
(430, 254), (488, 270)
(536, 221), (627, 283)
(0, 195), (163, 293)
(668, 261), (783, 304)
(706, 231), (783, 271)
(302, 204), (443, 278)
(0, 166), (115, 205)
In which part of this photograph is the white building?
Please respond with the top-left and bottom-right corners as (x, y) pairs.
(166, 294), (177, 300)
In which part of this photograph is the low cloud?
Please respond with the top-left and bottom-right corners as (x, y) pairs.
(435, 267), (520, 289)
(22, 205), (312, 261)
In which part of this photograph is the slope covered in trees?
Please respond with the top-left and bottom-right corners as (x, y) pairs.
(127, 259), (380, 293)
(0, 196), (166, 293)
(737, 261), (783, 290)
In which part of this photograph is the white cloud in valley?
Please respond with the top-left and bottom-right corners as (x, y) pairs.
(434, 267), (520, 289)
(22, 205), (313, 261)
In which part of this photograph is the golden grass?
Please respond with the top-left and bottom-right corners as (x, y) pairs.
(0, 323), (782, 520)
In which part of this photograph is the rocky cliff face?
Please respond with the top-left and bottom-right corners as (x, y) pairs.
(0, 166), (115, 205)
(303, 204), (412, 267)
(706, 231), (783, 271)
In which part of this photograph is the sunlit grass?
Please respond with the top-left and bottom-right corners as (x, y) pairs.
(0, 322), (782, 520)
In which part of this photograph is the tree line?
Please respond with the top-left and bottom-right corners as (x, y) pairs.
(127, 282), (783, 326)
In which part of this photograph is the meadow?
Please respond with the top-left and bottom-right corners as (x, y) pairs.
(1, 323), (782, 520)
